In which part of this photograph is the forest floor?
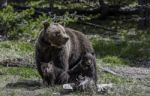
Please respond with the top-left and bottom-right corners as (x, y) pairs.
(0, 56), (150, 96)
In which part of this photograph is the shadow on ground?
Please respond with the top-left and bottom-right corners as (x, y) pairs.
(6, 80), (42, 90)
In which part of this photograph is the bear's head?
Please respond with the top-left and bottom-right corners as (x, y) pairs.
(42, 22), (69, 48)
(41, 62), (54, 76)
(81, 53), (94, 70)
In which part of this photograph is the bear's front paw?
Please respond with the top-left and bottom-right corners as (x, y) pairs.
(43, 80), (49, 87)
(59, 72), (70, 84)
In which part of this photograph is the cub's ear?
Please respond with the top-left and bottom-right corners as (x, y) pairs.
(43, 21), (50, 30)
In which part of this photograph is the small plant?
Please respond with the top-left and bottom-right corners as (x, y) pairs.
(101, 56), (128, 65)
(56, 12), (78, 25)
(0, 6), (34, 37)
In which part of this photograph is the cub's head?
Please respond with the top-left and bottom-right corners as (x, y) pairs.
(42, 22), (69, 48)
(41, 62), (54, 76)
(81, 53), (95, 70)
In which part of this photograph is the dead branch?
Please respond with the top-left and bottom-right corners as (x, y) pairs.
(0, 58), (36, 68)
(78, 21), (117, 32)
(100, 67), (124, 77)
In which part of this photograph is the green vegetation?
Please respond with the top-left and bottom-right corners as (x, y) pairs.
(0, 6), (51, 40)
(0, 66), (39, 78)
(0, 41), (33, 52)
(0, 41), (33, 61)
(91, 38), (150, 59)
(101, 56), (128, 65)
(0, 3), (149, 61)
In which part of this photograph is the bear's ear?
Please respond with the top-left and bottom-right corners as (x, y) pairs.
(43, 21), (50, 30)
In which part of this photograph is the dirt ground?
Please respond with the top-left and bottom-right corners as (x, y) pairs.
(0, 66), (150, 96)
(0, 75), (62, 96)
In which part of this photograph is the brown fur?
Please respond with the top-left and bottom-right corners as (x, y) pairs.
(40, 62), (55, 86)
(69, 52), (97, 83)
(35, 22), (97, 85)
(40, 61), (63, 85)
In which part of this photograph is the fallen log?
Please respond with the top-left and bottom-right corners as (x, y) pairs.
(78, 21), (117, 32)
(0, 58), (36, 68)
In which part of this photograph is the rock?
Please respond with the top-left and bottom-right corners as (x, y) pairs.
(97, 83), (113, 93)
(63, 84), (74, 90)
(52, 92), (61, 96)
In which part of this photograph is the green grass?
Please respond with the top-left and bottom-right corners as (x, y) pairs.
(90, 37), (150, 59)
(0, 66), (39, 78)
(0, 41), (34, 60)
(0, 41), (33, 52)
(101, 56), (129, 66)
(98, 72), (131, 84)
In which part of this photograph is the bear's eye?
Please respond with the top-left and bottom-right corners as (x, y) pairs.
(55, 32), (61, 37)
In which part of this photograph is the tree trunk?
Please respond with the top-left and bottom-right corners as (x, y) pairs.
(138, 0), (150, 29)
(99, 0), (109, 19)
(49, 0), (54, 11)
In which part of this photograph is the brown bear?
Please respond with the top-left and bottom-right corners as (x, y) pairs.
(40, 61), (55, 86)
(35, 22), (97, 85)
(69, 52), (97, 83)
(40, 52), (97, 87)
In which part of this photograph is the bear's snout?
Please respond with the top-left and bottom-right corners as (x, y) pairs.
(64, 37), (69, 42)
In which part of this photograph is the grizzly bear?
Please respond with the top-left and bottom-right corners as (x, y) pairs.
(35, 22), (97, 85)
(40, 52), (97, 87)
(68, 52), (97, 83)
(40, 61), (55, 86)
